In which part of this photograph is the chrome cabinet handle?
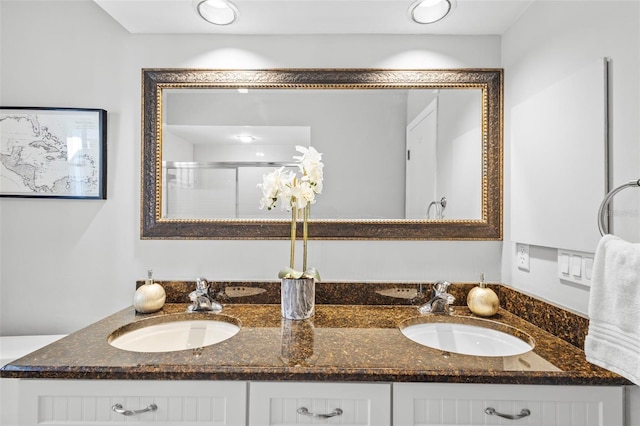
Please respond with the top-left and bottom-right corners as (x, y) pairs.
(112, 403), (158, 416)
(297, 407), (343, 419)
(485, 407), (531, 420)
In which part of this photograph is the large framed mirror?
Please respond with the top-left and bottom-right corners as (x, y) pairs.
(141, 69), (502, 240)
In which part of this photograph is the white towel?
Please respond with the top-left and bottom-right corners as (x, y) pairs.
(584, 234), (640, 385)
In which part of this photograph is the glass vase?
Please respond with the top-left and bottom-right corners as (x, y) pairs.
(281, 277), (315, 320)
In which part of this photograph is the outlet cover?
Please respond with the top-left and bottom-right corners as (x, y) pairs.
(516, 243), (530, 272)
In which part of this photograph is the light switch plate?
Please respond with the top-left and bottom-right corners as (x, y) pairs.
(558, 248), (594, 287)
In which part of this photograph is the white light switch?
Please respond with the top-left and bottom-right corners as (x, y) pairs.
(571, 255), (582, 277)
(585, 258), (594, 280)
(560, 254), (570, 274)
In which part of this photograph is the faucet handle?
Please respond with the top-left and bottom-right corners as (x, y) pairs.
(434, 280), (451, 293)
(196, 277), (209, 292)
(442, 292), (455, 305)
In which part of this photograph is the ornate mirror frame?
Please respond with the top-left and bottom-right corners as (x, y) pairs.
(141, 68), (503, 240)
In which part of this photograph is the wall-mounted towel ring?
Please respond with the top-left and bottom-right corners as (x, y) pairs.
(598, 179), (640, 236)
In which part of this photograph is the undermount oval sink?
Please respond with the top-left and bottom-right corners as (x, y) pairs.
(109, 313), (241, 353)
(399, 316), (534, 357)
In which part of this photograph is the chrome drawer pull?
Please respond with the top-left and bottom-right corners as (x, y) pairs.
(297, 407), (343, 419)
(112, 403), (158, 416)
(485, 407), (531, 420)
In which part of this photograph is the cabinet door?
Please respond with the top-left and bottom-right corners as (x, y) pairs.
(18, 379), (247, 426)
(249, 382), (391, 426)
(1, 378), (20, 425)
(393, 383), (623, 426)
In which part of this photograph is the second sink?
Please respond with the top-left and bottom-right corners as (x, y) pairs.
(399, 316), (534, 357)
(109, 313), (240, 353)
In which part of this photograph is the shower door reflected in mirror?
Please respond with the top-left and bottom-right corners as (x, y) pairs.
(163, 118), (309, 219)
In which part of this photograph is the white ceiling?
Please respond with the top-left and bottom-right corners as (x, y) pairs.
(92, 0), (535, 35)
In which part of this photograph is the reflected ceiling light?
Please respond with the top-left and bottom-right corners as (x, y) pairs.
(409, 0), (454, 24)
(195, 0), (239, 26)
(237, 88), (249, 94)
(237, 135), (255, 143)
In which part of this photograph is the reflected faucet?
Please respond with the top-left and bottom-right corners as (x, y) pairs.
(418, 280), (455, 315)
(426, 197), (447, 219)
(188, 278), (222, 313)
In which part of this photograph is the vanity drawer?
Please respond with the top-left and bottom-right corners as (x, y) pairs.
(393, 383), (623, 426)
(17, 379), (247, 426)
(249, 381), (391, 426)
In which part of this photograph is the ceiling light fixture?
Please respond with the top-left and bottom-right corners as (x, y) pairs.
(408, 0), (454, 24)
(195, 0), (239, 26)
(237, 135), (255, 143)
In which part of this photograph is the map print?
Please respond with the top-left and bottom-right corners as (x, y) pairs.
(0, 109), (103, 198)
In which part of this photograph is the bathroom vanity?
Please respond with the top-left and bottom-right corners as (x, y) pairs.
(1, 282), (628, 425)
(9, 379), (623, 425)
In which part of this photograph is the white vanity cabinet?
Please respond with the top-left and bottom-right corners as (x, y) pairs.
(16, 380), (247, 426)
(8, 380), (626, 426)
(393, 383), (624, 426)
(249, 382), (391, 426)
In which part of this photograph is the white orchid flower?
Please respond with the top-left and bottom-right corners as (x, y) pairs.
(258, 167), (293, 210)
(258, 146), (324, 280)
(294, 145), (324, 193)
(279, 178), (313, 210)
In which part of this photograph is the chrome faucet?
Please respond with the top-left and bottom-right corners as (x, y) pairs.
(187, 278), (222, 313)
(426, 197), (447, 219)
(418, 280), (455, 315)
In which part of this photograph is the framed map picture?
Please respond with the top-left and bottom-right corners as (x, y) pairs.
(0, 107), (107, 199)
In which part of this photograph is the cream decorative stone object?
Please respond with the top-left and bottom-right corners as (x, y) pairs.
(133, 270), (166, 314)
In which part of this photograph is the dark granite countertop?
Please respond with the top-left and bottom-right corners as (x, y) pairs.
(0, 281), (628, 385)
(0, 282), (629, 386)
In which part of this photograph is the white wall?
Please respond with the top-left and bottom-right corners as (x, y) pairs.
(0, 1), (502, 335)
(3, 1), (637, 335)
(502, 1), (640, 313)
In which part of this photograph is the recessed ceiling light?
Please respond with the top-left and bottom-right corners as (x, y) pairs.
(237, 135), (255, 143)
(195, 0), (239, 26)
(409, 0), (454, 24)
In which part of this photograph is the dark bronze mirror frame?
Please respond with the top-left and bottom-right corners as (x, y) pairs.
(141, 68), (503, 240)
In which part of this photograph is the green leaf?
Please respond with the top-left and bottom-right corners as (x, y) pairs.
(278, 267), (321, 281)
(302, 267), (321, 282)
(278, 268), (304, 279)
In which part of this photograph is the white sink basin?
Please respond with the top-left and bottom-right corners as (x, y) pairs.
(400, 317), (533, 357)
(109, 314), (240, 353)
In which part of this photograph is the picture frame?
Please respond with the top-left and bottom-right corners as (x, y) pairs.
(0, 107), (107, 199)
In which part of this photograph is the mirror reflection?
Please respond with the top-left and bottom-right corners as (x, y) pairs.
(141, 69), (503, 240)
(162, 88), (481, 220)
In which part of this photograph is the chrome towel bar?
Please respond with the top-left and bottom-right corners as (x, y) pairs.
(598, 179), (640, 236)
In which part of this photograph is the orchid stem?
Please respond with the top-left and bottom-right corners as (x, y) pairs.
(290, 205), (297, 270)
(303, 205), (309, 272)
